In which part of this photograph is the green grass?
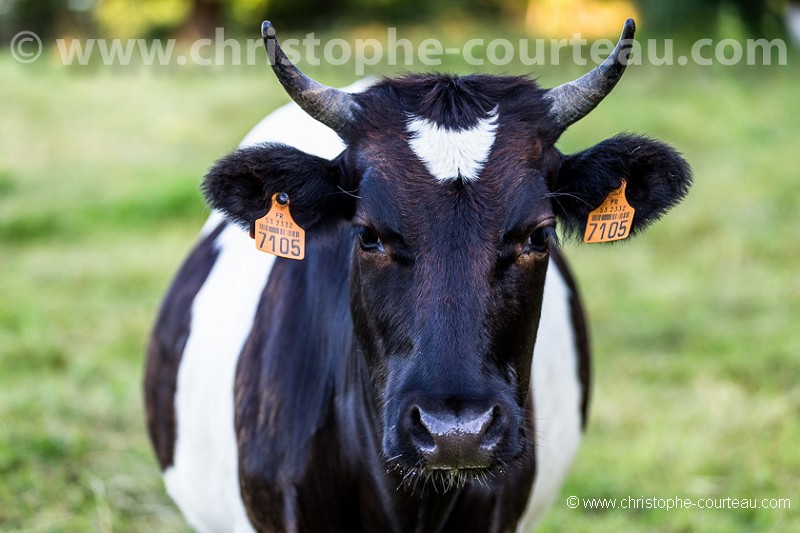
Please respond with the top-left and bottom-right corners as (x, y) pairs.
(1, 28), (798, 532)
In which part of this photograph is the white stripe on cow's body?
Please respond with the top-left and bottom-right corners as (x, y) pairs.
(406, 108), (499, 182)
(165, 80), (372, 533)
(517, 260), (584, 532)
(165, 223), (272, 533)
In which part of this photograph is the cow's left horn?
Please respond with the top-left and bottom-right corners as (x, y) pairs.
(546, 18), (636, 131)
(261, 21), (357, 133)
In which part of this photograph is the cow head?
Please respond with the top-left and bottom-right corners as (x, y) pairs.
(203, 20), (691, 486)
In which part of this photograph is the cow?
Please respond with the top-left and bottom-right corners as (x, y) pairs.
(145, 18), (691, 533)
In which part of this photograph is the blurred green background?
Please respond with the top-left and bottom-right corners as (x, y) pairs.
(0, 0), (798, 531)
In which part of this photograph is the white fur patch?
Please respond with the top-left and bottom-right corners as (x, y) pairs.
(517, 260), (584, 531)
(406, 109), (498, 182)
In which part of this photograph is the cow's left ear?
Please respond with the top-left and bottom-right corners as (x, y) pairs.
(202, 142), (355, 235)
(550, 134), (692, 239)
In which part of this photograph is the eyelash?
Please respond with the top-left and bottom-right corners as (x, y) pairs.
(523, 226), (552, 255)
(358, 226), (385, 254)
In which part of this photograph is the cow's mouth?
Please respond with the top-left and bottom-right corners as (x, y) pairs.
(389, 461), (505, 494)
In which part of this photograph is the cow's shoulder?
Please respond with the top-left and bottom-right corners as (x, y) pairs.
(143, 82), (358, 531)
(144, 221), (226, 469)
(145, 77), (373, 466)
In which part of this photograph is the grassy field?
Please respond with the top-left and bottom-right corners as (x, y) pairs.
(0, 28), (798, 532)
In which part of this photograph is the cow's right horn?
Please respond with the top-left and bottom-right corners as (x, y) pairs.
(261, 21), (357, 133)
(546, 18), (636, 132)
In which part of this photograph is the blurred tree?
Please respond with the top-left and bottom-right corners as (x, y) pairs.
(634, 0), (787, 37)
(524, 0), (639, 38)
(94, 0), (189, 39)
(789, 0), (800, 44)
(0, 0), (790, 40)
(177, 0), (224, 40)
(228, 0), (271, 27)
(0, 0), (66, 41)
(94, 0), (269, 39)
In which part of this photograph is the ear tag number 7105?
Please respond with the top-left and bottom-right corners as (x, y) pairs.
(584, 180), (636, 244)
(254, 192), (306, 260)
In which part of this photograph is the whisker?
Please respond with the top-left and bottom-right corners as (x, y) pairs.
(544, 189), (592, 208)
(336, 185), (361, 199)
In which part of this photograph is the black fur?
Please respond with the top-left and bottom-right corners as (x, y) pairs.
(551, 134), (692, 238)
(362, 74), (536, 128)
(350, 74), (552, 141)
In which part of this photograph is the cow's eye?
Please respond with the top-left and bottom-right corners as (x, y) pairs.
(358, 227), (386, 254)
(522, 226), (551, 255)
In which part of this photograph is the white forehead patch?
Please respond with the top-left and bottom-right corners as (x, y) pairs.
(406, 108), (499, 182)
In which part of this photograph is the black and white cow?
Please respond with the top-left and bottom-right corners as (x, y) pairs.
(145, 19), (691, 533)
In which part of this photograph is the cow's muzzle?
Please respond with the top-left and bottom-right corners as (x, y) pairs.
(407, 404), (500, 468)
(386, 395), (522, 474)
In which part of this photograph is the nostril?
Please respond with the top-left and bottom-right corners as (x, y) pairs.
(479, 405), (505, 451)
(407, 405), (435, 452)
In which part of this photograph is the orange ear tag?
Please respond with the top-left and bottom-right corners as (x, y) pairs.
(583, 180), (636, 244)
(253, 193), (306, 260)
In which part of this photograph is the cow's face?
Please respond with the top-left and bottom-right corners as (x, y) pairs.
(202, 20), (691, 487)
(344, 77), (564, 474)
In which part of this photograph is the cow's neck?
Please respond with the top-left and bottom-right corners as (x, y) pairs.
(237, 227), (473, 532)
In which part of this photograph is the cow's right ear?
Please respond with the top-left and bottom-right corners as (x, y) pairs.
(202, 143), (354, 233)
(549, 135), (692, 239)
